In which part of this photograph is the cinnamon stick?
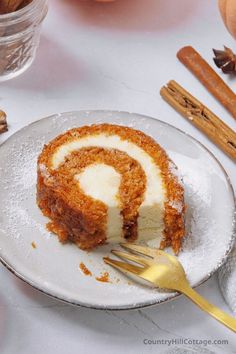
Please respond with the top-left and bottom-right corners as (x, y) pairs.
(0, 110), (8, 134)
(177, 46), (236, 120)
(160, 80), (236, 161)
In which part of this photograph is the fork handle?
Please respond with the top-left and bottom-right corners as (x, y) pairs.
(181, 285), (236, 332)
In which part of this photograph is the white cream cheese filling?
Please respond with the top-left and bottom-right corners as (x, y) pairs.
(76, 163), (122, 241)
(51, 133), (166, 242)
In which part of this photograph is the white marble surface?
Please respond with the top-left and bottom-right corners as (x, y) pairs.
(0, 0), (236, 353)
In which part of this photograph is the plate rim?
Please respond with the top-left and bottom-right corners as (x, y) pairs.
(0, 109), (235, 311)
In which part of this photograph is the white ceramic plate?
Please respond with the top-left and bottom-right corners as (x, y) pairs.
(0, 110), (235, 310)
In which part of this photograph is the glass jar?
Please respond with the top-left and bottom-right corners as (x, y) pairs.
(0, 0), (48, 81)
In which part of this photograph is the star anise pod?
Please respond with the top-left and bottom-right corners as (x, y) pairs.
(213, 46), (236, 74)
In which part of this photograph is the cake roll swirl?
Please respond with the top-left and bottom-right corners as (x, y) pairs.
(37, 124), (185, 253)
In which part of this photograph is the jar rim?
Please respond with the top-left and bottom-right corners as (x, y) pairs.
(0, 0), (47, 20)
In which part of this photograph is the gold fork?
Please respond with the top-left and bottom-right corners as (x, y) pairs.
(104, 243), (236, 332)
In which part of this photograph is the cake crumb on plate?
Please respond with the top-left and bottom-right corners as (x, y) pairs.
(79, 262), (92, 276)
(96, 272), (110, 283)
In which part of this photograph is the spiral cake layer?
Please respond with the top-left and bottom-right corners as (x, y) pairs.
(37, 124), (185, 254)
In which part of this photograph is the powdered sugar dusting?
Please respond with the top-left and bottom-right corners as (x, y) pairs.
(168, 200), (183, 213)
(168, 151), (234, 284)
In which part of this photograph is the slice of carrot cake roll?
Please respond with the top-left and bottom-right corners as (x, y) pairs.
(37, 124), (185, 254)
